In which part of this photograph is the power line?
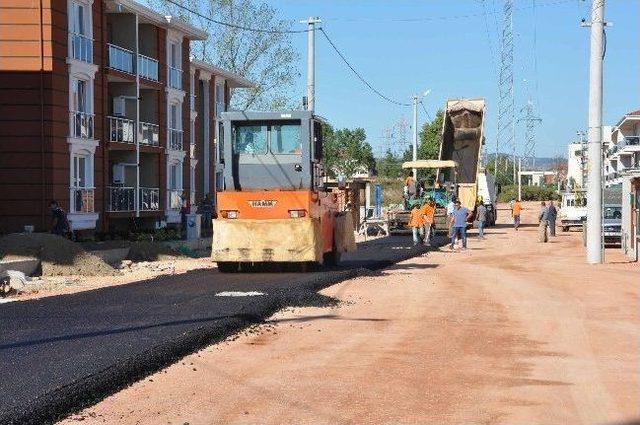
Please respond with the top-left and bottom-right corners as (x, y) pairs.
(319, 28), (411, 107)
(419, 101), (432, 121)
(161, 0), (311, 34)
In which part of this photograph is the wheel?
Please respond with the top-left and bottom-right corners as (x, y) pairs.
(217, 261), (239, 273)
(323, 248), (342, 267)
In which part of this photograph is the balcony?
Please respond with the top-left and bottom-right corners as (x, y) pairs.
(139, 187), (160, 211)
(108, 44), (134, 74)
(168, 189), (183, 210)
(168, 66), (182, 89)
(70, 188), (95, 213)
(108, 116), (135, 144)
(139, 121), (159, 146)
(138, 54), (159, 81)
(69, 33), (93, 63)
(70, 111), (94, 139)
(108, 186), (135, 212)
(168, 128), (183, 150)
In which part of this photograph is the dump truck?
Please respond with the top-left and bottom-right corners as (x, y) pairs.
(211, 111), (356, 272)
(436, 98), (496, 225)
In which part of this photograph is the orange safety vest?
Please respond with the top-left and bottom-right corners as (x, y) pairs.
(513, 202), (522, 215)
(421, 204), (436, 224)
(408, 208), (424, 228)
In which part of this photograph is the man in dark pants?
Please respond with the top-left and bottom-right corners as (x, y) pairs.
(49, 200), (69, 237)
(547, 200), (558, 237)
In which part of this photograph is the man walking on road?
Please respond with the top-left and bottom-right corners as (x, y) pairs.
(511, 199), (522, 231)
(538, 201), (549, 243)
(449, 200), (472, 251)
(475, 200), (487, 240)
(547, 200), (557, 237)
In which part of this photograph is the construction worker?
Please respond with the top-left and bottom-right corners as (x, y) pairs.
(547, 200), (558, 237)
(449, 200), (472, 251)
(538, 201), (549, 243)
(475, 200), (487, 240)
(421, 197), (436, 246)
(408, 203), (424, 246)
(403, 172), (416, 210)
(511, 199), (522, 231)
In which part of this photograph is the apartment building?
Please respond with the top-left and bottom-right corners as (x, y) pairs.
(605, 110), (640, 260)
(0, 0), (252, 235)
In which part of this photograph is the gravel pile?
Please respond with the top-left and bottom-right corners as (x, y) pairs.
(0, 233), (118, 277)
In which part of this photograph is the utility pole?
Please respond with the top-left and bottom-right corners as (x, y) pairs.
(301, 17), (321, 112)
(412, 94), (418, 180)
(517, 156), (522, 201)
(584, 0), (606, 264)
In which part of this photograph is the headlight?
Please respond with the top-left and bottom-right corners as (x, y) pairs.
(221, 210), (238, 219)
(289, 209), (306, 218)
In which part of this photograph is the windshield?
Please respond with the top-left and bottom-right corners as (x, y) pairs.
(232, 121), (301, 155)
(604, 206), (622, 219)
(234, 125), (268, 154)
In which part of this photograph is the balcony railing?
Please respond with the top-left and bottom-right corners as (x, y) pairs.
(69, 33), (93, 63)
(108, 116), (135, 144)
(139, 187), (160, 211)
(137, 54), (159, 81)
(168, 189), (183, 210)
(139, 121), (159, 146)
(108, 186), (135, 212)
(168, 128), (183, 150)
(70, 188), (95, 213)
(70, 111), (94, 139)
(168, 66), (182, 89)
(108, 43), (134, 74)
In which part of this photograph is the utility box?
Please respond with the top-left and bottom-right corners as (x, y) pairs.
(186, 213), (201, 240)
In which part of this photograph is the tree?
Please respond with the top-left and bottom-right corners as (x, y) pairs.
(401, 110), (444, 183)
(155, 0), (299, 111)
(376, 149), (403, 179)
(322, 126), (375, 179)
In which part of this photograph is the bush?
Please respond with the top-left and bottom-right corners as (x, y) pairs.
(498, 185), (559, 203)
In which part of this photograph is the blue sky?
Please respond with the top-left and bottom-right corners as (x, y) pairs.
(259, 0), (639, 159)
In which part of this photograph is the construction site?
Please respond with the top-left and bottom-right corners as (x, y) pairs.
(0, 0), (638, 424)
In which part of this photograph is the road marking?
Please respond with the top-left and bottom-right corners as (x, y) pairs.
(215, 291), (265, 297)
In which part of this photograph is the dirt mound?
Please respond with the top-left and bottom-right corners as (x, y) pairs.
(0, 233), (118, 277)
(126, 242), (181, 262)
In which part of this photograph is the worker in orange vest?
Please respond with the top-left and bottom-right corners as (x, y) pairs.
(511, 199), (522, 231)
(420, 198), (436, 246)
(408, 203), (425, 246)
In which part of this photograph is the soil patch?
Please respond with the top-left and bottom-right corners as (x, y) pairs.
(0, 233), (118, 277)
(126, 242), (182, 262)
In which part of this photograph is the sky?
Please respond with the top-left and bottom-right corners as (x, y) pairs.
(256, 0), (639, 159)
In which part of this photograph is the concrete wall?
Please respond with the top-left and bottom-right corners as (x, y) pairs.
(139, 89), (158, 123)
(107, 14), (135, 51)
(138, 24), (157, 59)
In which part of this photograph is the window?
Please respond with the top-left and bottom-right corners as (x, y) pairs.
(72, 79), (89, 112)
(73, 155), (88, 188)
(170, 42), (179, 68)
(170, 104), (178, 128)
(233, 125), (267, 155)
(71, 152), (94, 213)
(169, 163), (180, 190)
(604, 207), (622, 220)
(271, 124), (301, 154)
(71, 2), (86, 35)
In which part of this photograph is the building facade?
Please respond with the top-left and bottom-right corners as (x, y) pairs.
(606, 110), (640, 261)
(0, 0), (252, 235)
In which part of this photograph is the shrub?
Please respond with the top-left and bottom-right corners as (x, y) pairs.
(498, 185), (559, 203)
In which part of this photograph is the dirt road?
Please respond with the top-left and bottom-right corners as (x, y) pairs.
(62, 203), (639, 425)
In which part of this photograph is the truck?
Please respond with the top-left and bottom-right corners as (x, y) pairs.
(436, 98), (496, 225)
(211, 111), (355, 272)
(559, 190), (587, 232)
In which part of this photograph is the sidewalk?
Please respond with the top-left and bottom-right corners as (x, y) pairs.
(61, 203), (639, 425)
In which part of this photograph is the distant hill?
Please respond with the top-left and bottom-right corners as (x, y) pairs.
(485, 154), (563, 171)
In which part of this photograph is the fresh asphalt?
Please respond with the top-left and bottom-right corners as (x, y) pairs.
(0, 236), (433, 424)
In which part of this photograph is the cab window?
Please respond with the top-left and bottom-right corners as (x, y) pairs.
(272, 124), (301, 154)
(233, 125), (267, 154)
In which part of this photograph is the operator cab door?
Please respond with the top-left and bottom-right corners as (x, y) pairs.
(312, 119), (325, 191)
(229, 120), (311, 191)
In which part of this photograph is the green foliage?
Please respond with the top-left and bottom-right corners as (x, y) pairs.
(322, 125), (375, 179)
(155, 0), (299, 111)
(497, 185), (560, 203)
(376, 149), (404, 179)
(485, 154), (517, 186)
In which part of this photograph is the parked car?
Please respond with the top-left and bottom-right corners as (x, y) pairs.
(603, 204), (622, 245)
